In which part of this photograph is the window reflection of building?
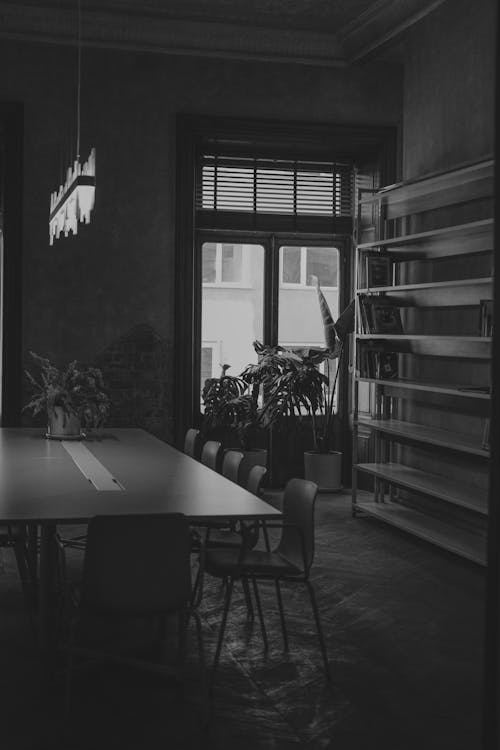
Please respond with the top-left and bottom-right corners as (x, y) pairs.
(281, 246), (338, 288)
(202, 243), (245, 285)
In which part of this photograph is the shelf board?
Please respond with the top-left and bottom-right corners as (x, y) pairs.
(357, 378), (491, 399)
(356, 219), (493, 257)
(353, 498), (486, 565)
(356, 158), (493, 208)
(356, 335), (491, 358)
(356, 417), (489, 457)
(356, 277), (492, 295)
(354, 462), (488, 515)
(357, 334), (491, 341)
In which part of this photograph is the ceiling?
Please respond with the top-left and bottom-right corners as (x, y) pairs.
(0, 0), (446, 65)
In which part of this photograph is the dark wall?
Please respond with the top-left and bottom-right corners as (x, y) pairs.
(0, 39), (403, 438)
(402, 0), (496, 178)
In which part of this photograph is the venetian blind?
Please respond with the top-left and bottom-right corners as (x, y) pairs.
(195, 152), (354, 232)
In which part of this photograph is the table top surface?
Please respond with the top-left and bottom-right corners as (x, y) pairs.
(0, 428), (281, 524)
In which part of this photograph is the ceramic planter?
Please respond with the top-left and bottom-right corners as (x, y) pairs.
(46, 406), (82, 440)
(304, 450), (342, 492)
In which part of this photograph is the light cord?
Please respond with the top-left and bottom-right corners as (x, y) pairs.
(76, 0), (82, 161)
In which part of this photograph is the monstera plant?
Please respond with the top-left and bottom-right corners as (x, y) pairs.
(255, 280), (355, 490)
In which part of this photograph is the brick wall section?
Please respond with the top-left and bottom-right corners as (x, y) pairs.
(94, 323), (173, 442)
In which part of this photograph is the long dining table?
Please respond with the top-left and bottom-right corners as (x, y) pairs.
(0, 427), (280, 652)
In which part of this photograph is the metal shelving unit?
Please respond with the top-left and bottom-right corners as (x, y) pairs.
(352, 158), (493, 564)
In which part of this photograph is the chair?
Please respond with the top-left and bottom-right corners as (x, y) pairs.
(0, 523), (37, 614)
(205, 478), (330, 683)
(62, 513), (207, 720)
(221, 450), (244, 484)
(200, 440), (222, 472)
(184, 428), (201, 460)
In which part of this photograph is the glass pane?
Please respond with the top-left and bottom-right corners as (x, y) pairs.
(306, 247), (337, 287)
(282, 246), (301, 284)
(278, 246), (339, 349)
(201, 243), (265, 403)
(221, 244), (242, 282)
(278, 246), (340, 414)
(202, 242), (216, 283)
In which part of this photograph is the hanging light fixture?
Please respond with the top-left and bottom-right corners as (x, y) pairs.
(49, 0), (95, 246)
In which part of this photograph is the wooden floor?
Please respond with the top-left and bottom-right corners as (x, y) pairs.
(0, 491), (485, 749)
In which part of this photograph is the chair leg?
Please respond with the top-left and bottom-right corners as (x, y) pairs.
(250, 577), (268, 652)
(241, 577), (254, 620)
(12, 540), (39, 643)
(305, 580), (331, 682)
(212, 576), (234, 682)
(65, 618), (78, 717)
(190, 608), (210, 726)
(177, 611), (188, 670)
(275, 579), (288, 651)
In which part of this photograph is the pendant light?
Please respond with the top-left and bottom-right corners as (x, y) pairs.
(49, 0), (95, 245)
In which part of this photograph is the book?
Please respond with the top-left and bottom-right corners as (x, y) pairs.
(360, 296), (404, 334)
(365, 255), (392, 289)
(378, 351), (399, 380)
(479, 299), (493, 336)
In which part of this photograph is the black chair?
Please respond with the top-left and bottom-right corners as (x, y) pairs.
(62, 513), (208, 721)
(184, 428), (201, 460)
(221, 450), (244, 484)
(0, 523), (36, 615)
(205, 478), (330, 683)
(200, 440), (222, 472)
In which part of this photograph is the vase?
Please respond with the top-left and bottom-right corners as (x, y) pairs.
(304, 450), (342, 492)
(46, 406), (82, 440)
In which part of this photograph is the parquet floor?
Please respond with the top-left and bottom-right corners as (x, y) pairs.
(0, 492), (485, 749)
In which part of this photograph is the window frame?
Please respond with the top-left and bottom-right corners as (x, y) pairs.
(174, 114), (398, 448)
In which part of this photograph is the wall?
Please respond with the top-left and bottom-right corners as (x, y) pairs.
(402, 0), (496, 178)
(0, 38), (402, 438)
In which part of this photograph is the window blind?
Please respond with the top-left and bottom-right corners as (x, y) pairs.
(197, 155), (353, 217)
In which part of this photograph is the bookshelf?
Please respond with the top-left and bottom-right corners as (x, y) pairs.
(352, 157), (493, 565)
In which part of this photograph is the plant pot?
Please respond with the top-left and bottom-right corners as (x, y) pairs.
(304, 450), (342, 492)
(239, 449), (268, 487)
(46, 406), (82, 440)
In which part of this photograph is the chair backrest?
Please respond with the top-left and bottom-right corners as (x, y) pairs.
(184, 428), (201, 460)
(276, 478), (318, 573)
(200, 440), (222, 472)
(81, 514), (192, 616)
(245, 465), (267, 497)
(221, 450), (244, 484)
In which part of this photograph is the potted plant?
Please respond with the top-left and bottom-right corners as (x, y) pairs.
(23, 351), (111, 439)
(201, 364), (268, 483)
(256, 281), (355, 490)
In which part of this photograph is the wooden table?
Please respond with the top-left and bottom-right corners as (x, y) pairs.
(0, 428), (280, 650)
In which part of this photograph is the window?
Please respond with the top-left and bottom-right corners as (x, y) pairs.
(175, 114), (397, 449)
(278, 246), (339, 350)
(281, 246), (338, 288)
(201, 242), (265, 399)
(200, 342), (220, 386)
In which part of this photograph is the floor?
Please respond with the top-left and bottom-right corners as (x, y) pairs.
(0, 491), (485, 750)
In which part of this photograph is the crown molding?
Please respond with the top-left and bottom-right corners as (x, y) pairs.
(0, 0), (446, 65)
(0, 2), (346, 67)
(337, 0), (448, 62)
